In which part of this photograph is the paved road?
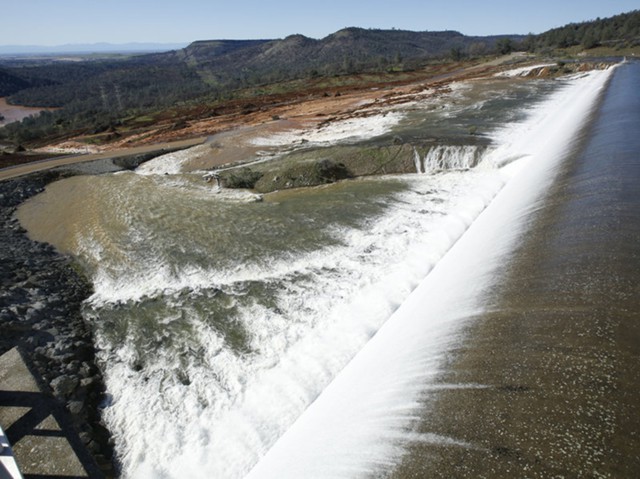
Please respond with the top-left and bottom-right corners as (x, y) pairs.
(0, 137), (206, 181)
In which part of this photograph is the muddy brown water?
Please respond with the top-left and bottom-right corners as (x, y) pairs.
(0, 97), (54, 126)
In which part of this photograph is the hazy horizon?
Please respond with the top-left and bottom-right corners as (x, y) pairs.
(2, 0), (637, 48)
(0, 42), (190, 56)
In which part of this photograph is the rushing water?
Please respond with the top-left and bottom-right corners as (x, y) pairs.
(389, 60), (640, 479)
(15, 69), (612, 478)
(245, 67), (617, 479)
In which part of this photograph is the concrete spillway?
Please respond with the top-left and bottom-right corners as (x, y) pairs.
(10, 62), (637, 478)
(393, 60), (640, 478)
(248, 63), (640, 477)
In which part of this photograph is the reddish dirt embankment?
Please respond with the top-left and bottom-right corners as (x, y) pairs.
(1, 56), (611, 180)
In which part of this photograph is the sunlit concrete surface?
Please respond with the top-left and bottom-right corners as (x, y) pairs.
(0, 348), (100, 478)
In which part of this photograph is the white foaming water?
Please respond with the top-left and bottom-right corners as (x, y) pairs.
(82, 68), (615, 479)
(493, 63), (556, 78)
(246, 68), (615, 478)
(135, 148), (194, 175)
(420, 145), (484, 173)
(413, 147), (422, 173)
(92, 167), (504, 479)
(250, 112), (404, 147)
(136, 144), (215, 175)
(136, 113), (404, 176)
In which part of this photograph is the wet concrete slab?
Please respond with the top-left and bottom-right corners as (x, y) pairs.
(392, 62), (640, 477)
(0, 348), (102, 478)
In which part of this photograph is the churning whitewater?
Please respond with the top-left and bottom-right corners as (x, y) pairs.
(16, 67), (613, 478)
(247, 67), (615, 479)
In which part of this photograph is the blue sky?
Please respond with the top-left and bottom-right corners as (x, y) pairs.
(2, 0), (638, 45)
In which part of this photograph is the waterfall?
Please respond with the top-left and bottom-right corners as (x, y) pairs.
(421, 145), (484, 174)
(15, 58), (618, 479)
(413, 147), (423, 174)
(246, 67), (616, 479)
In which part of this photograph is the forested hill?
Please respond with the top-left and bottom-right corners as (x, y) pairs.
(0, 10), (638, 146)
(158, 28), (509, 83)
(530, 10), (640, 50)
(0, 28), (518, 144)
(3, 28), (516, 110)
(2, 10), (639, 113)
(0, 69), (44, 97)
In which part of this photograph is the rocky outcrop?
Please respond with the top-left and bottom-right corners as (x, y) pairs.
(218, 167), (264, 189)
(215, 143), (421, 193)
(0, 171), (115, 476)
(524, 61), (612, 78)
(253, 158), (351, 192)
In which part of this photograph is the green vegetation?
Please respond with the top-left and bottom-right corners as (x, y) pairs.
(217, 143), (422, 193)
(0, 10), (637, 148)
(0, 29), (512, 147)
(218, 168), (264, 189)
(0, 68), (54, 96)
(523, 10), (640, 52)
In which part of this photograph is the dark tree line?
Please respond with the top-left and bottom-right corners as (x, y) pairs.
(0, 29), (510, 145)
(527, 10), (640, 51)
(0, 68), (55, 96)
(1, 11), (638, 146)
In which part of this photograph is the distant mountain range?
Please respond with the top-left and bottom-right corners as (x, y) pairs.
(1, 28), (521, 108)
(0, 10), (638, 145)
(0, 42), (190, 55)
(143, 28), (519, 87)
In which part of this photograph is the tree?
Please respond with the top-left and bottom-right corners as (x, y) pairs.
(519, 34), (537, 52)
(450, 46), (464, 61)
(468, 41), (487, 57)
(582, 31), (599, 49)
(496, 38), (514, 55)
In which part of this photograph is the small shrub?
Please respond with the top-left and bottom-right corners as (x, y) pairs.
(219, 168), (263, 189)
